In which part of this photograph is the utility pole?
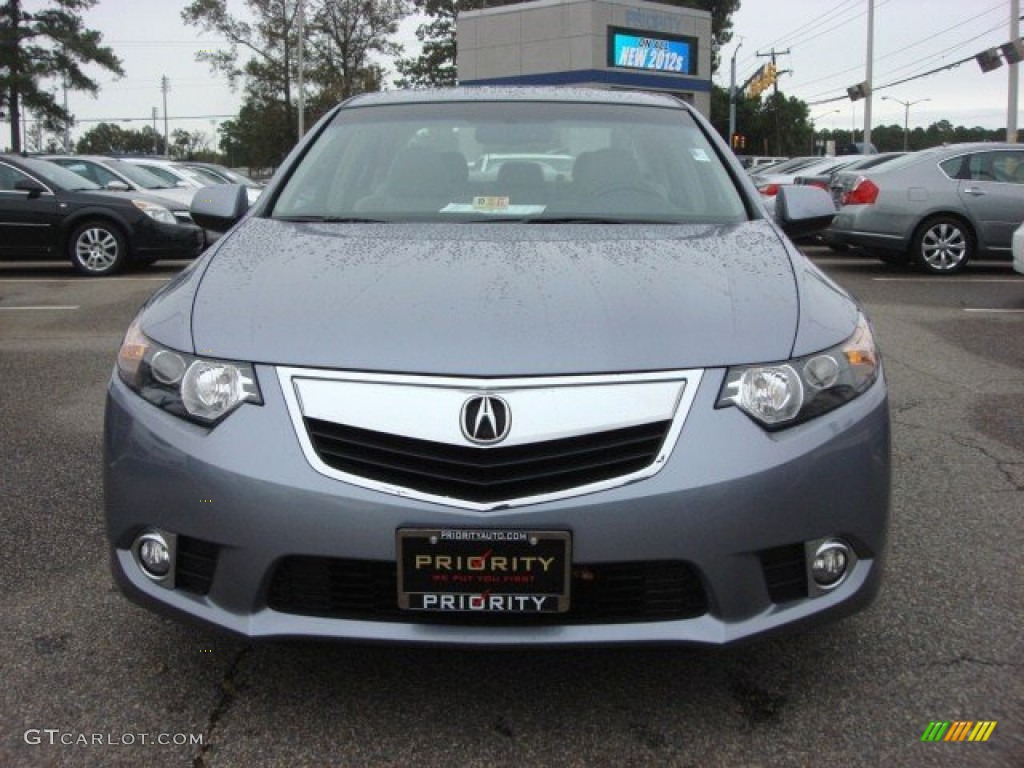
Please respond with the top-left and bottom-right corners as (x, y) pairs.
(756, 48), (790, 96)
(161, 76), (170, 156)
(1009, 0), (1020, 143)
(151, 107), (158, 153)
(728, 40), (742, 150)
(62, 75), (70, 152)
(863, 0), (875, 154)
(757, 48), (789, 154)
(297, 0), (305, 138)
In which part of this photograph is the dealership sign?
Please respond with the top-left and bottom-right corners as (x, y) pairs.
(609, 27), (697, 75)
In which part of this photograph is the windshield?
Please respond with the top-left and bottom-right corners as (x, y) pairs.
(21, 157), (101, 190)
(188, 165), (231, 185)
(272, 101), (748, 224)
(104, 160), (171, 189)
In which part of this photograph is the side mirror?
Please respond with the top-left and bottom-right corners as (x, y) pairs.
(14, 177), (47, 198)
(176, 180), (193, 189)
(105, 180), (131, 191)
(774, 185), (836, 239)
(190, 184), (249, 232)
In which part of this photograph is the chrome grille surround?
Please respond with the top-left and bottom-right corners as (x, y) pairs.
(277, 368), (703, 511)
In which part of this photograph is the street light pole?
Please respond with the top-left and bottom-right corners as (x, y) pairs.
(881, 96), (930, 151)
(728, 40), (742, 149)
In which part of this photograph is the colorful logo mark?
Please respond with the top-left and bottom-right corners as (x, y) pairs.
(921, 721), (997, 742)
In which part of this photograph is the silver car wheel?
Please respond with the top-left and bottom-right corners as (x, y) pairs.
(69, 221), (127, 276)
(76, 227), (120, 271)
(919, 221), (967, 272)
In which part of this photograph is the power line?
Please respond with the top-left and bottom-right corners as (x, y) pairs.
(73, 114), (237, 123)
(784, 0), (1005, 97)
(807, 21), (1008, 104)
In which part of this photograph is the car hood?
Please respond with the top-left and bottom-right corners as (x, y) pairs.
(73, 188), (191, 210)
(139, 186), (196, 208)
(184, 218), (801, 375)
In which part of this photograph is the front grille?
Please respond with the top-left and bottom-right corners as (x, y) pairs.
(267, 557), (707, 625)
(304, 418), (672, 503)
(175, 536), (220, 596)
(760, 543), (808, 603)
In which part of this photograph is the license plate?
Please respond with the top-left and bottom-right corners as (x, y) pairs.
(397, 529), (571, 613)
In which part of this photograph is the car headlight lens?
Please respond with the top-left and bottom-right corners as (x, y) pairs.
(116, 319), (262, 424)
(717, 314), (879, 429)
(132, 199), (177, 225)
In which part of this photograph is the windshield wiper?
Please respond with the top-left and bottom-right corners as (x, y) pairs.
(520, 216), (680, 225)
(274, 215), (387, 223)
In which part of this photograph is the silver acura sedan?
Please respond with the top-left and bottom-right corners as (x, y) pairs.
(104, 88), (890, 646)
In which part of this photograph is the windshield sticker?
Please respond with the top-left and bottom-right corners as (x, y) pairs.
(441, 202), (547, 215)
(473, 196), (511, 211)
(690, 148), (711, 163)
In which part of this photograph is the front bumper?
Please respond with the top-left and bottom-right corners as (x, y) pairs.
(104, 366), (891, 646)
(132, 218), (204, 261)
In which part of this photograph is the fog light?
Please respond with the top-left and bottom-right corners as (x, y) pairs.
(137, 532), (171, 579)
(811, 539), (850, 589)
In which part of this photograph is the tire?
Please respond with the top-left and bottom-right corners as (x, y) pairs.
(912, 216), (974, 275)
(69, 220), (128, 277)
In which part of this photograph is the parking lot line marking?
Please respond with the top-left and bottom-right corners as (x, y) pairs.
(0, 277), (171, 283)
(962, 308), (1024, 313)
(0, 305), (80, 310)
(872, 277), (1022, 283)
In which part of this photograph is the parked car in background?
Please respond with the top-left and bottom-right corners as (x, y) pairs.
(42, 155), (197, 218)
(105, 87), (889, 648)
(745, 156), (788, 173)
(118, 157), (211, 190)
(0, 154), (202, 275)
(755, 156), (858, 198)
(180, 161), (265, 204)
(1013, 221), (1024, 275)
(748, 156), (820, 186)
(820, 152), (907, 208)
(827, 143), (1024, 273)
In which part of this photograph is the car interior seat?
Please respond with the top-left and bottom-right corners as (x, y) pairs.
(355, 148), (454, 213)
(494, 161), (546, 204)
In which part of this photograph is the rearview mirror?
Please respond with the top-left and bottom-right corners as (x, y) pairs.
(14, 177), (47, 198)
(106, 180), (131, 191)
(190, 184), (249, 232)
(774, 185), (836, 239)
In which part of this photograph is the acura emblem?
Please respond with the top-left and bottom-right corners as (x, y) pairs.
(461, 395), (511, 445)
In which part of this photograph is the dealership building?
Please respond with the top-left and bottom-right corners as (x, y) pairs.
(457, 0), (713, 115)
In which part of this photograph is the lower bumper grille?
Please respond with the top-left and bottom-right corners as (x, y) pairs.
(267, 557), (708, 625)
(304, 418), (672, 504)
(760, 543), (808, 603)
(175, 536), (220, 596)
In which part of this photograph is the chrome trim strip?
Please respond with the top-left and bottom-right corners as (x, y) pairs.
(276, 368), (704, 511)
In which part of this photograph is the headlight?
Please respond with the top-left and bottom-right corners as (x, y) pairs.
(132, 199), (177, 225)
(717, 314), (879, 429)
(116, 318), (262, 424)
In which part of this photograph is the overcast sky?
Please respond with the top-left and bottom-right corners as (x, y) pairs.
(20, 0), (1024, 147)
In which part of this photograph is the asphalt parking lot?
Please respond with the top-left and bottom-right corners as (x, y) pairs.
(1, 249), (1021, 767)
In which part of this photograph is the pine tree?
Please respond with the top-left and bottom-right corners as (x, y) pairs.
(1, 0), (123, 152)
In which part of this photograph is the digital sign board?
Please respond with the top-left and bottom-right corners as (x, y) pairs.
(608, 27), (697, 76)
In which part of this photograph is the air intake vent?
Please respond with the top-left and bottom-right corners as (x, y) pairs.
(268, 557), (707, 625)
(304, 418), (672, 504)
(175, 536), (220, 596)
(760, 543), (808, 603)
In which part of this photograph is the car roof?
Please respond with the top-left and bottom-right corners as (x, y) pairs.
(343, 87), (688, 109)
